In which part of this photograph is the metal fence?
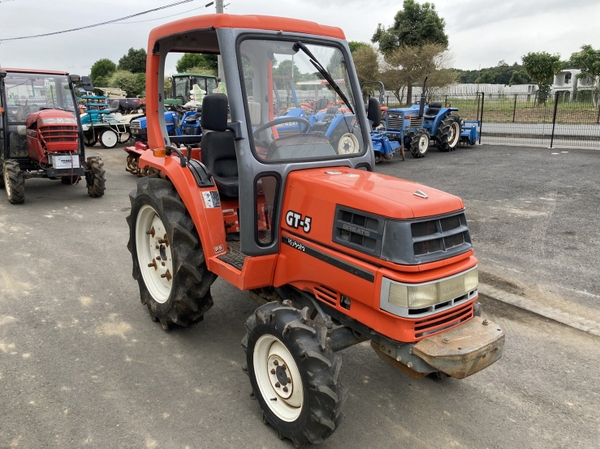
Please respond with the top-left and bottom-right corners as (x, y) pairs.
(385, 92), (600, 149)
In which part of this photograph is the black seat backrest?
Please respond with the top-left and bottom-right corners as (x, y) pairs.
(424, 101), (443, 119)
(200, 94), (238, 199)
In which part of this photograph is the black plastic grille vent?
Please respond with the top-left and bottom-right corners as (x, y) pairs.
(411, 213), (471, 259)
(333, 206), (384, 256)
(387, 113), (403, 130)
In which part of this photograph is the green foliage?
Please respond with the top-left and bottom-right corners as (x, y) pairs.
(90, 58), (116, 85)
(108, 70), (145, 97)
(352, 45), (379, 86)
(176, 53), (218, 74)
(522, 51), (562, 104)
(509, 70), (530, 85)
(372, 0), (448, 56)
(348, 41), (367, 53)
(570, 45), (600, 84)
(118, 48), (147, 74)
(477, 71), (496, 83)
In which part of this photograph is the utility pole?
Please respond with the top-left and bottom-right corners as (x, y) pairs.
(216, 0), (224, 83)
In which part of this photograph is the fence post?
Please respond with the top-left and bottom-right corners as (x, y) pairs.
(479, 92), (485, 144)
(549, 91), (559, 148)
(512, 95), (517, 123)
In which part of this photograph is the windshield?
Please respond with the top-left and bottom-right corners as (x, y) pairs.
(4, 73), (75, 123)
(173, 75), (218, 103)
(239, 38), (366, 162)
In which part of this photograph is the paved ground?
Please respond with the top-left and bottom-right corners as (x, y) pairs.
(0, 143), (599, 448)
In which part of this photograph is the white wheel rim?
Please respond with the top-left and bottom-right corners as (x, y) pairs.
(4, 166), (11, 197)
(419, 135), (428, 153)
(120, 132), (131, 143)
(135, 204), (173, 303)
(449, 122), (460, 147)
(101, 130), (118, 147)
(254, 334), (304, 422)
(337, 133), (360, 154)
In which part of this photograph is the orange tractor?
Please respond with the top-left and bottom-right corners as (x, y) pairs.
(127, 14), (504, 446)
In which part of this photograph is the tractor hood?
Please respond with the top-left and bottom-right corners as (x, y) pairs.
(283, 167), (464, 221)
(281, 167), (471, 265)
(26, 109), (78, 128)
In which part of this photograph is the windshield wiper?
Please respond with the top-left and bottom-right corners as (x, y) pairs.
(293, 41), (355, 115)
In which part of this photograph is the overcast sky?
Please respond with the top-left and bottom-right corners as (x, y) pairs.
(1, 0), (599, 76)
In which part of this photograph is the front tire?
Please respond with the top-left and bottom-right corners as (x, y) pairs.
(3, 160), (25, 204)
(242, 302), (347, 447)
(409, 129), (430, 158)
(85, 157), (106, 198)
(126, 177), (217, 330)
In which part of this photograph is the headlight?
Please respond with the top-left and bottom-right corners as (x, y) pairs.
(381, 267), (478, 317)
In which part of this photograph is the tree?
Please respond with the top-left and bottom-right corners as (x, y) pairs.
(372, 0), (448, 56)
(108, 70), (145, 97)
(118, 48), (147, 74)
(476, 71), (496, 84)
(372, 1), (448, 102)
(90, 58), (116, 85)
(509, 70), (530, 86)
(348, 41), (367, 53)
(176, 53), (218, 74)
(522, 51), (562, 104)
(380, 43), (449, 103)
(352, 45), (379, 87)
(570, 45), (600, 104)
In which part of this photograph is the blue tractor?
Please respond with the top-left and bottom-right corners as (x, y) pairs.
(384, 77), (478, 158)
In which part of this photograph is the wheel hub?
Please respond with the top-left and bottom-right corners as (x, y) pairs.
(268, 353), (293, 399)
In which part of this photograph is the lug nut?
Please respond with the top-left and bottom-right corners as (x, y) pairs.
(275, 382), (280, 388)
(286, 378), (291, 383)
(283, 386), (288, 393)
(273, 360), (279, 366)
(270, 369), (275, 374)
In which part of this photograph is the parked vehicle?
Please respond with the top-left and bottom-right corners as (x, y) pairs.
(0, 68), (106, 204)
(126, 15), (504, 446)
(384, 78), (479, 158)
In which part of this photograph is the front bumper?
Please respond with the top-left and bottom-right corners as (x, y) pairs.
(372, 316), (504, 379)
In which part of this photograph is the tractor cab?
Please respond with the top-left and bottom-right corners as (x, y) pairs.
(0, 68), (105, 203)
(141, 15), (374, 260)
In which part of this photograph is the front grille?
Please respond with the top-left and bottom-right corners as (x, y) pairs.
(333, 206), (384, 256)
(386, 113), (403, 130)
(130, 121), (141, 133)
(412, 212), (471, 260)
(40, 125), (78, 151)
(413, 300), (474, 339)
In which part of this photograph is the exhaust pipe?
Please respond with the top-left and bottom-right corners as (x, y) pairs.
(418, 77), (428, 118)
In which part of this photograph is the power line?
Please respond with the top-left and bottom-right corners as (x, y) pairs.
(115, 4), (209, 24)
(0, 0), (213, 43)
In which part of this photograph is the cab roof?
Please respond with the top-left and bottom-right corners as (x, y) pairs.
(0, 67), (70, 76)
(148, 14), (346, 50)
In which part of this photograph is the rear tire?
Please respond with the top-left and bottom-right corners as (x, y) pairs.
(3, 160), (25, 204)
(85, 157), (106, 198)
(242, 302), (347, 447)
(84, 131), (96, 147)
(409, 129), (430, 158)
(127, 177), (217, 330)
(438, 114), (461, 152)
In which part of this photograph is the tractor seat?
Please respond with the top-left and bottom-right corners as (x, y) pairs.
(424, 101), (443, 119)
(200, 94), (238, 199)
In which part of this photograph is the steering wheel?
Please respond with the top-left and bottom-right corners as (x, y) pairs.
(253, 116), (310, 141)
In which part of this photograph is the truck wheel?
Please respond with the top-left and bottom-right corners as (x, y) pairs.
(242, 302), (347, 446)
(330, 129), (362, 155)
(85, 157), (106, 198)
(100, 129), (118, 149)
(3, 160), (25, 204)
(438, 115), (461, 152)
(409, 129), (430, 158)
(127, 176), (217, 330)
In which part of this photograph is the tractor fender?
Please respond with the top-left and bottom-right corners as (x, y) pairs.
(137, 150), (227, 267)
(429, 107), (458, 136)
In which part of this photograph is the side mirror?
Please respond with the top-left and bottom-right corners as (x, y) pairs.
(367, 97), (381, 128)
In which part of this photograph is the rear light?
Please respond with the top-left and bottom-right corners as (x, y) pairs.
(153, 148), (166, 157)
